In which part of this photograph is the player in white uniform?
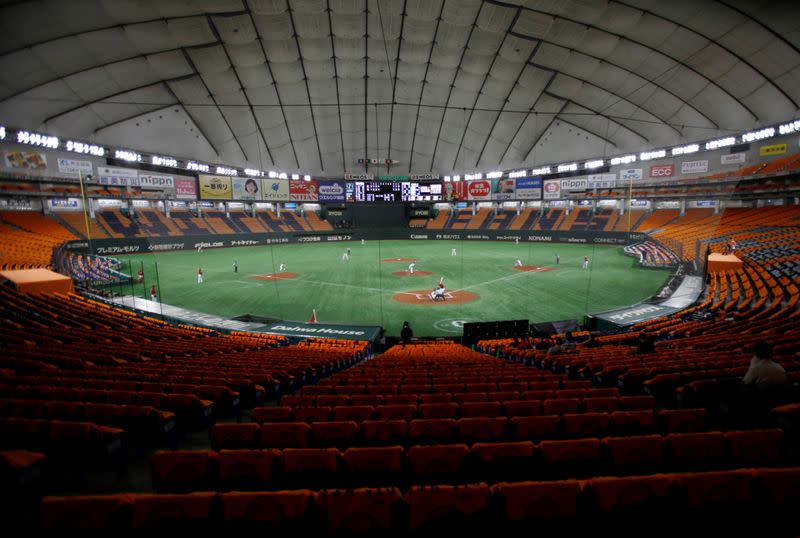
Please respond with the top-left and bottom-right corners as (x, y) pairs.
(361, 239), (366, 245)
(279, 263), (287, 272)
(197, 267), (203, 284)
(450, 248), (457, 256)
(582, 256), (589, 269)
(515, 237), (519, 245)
(342, 248), (351, 261)
(430, 282), (446, 301)
(515, 259), (523, 267)
(408, 262), (416, 275)
(196, 244), (203, 254)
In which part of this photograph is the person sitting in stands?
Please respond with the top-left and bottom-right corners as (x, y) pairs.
(583, 334), (600, 348)
(743, 342), (787, 387)
(547, 337), (565, 355)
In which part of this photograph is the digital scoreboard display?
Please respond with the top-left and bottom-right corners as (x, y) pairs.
(353, 181), (441, 202)
(355, 181), (402, 202)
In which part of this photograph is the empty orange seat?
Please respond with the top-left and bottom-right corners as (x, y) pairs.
(458, 417), (507, 442)
(362, 420), (408, 445)
(406, 444), (470, 478)
(563, 412), (610, 437)
(419, 403), (459, 419)
(333, 406), (373, 423)
(590, 474), (675, 512)
(409, 419), (458, 443)
(317, 395), (348, 407)
(216, 449), (281, 487)
(342, 446), (404, 478)
(251, 407), (293, 423)
(543, 398), (579, 415)
(221, 490), (311, 525)
(130, 492), (216, 528)
(314, 487), (403, 533)
(491, 480), (580, 520)
(584, 397), (619, 413)
(681, 469), (754, 508)
(539, 438), (602, 467)
(725, 429), (783, 465)
(405, 484), (489, 530)
(619, 395), (655, 411)
(310, 421), (359, 446)
(659, 409), (708, 433)
(604, 434), (664, 467)
(211, 423), (260, 449)
(461, 401), (501, 417)
(293, 406), (332, 423)
(471, 441), (535, 469)
(512, 415), (561, 440)
(668, 431), (726, 466)
(41, 494), (133, 529)
(150, 450), (214, 492)
(282, 448), (340, 477)
(374, 404), (417, 421)
(612, 410), (655, 433)
(260, 422), (310, 448)
(503, 400), (542, 417)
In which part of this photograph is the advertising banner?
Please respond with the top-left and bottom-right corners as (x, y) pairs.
(232, 177), (261, 200)
(290, 179), (318, 201)
(619, 168), (642, 180)
(56, 157), (92, 177)
(199, 174), (232, 200)
(680, 160), (709, 174)
(442, 181), (468, 202)
(261, 321), (381, 342)
(409, 174), (439, 180)
(175, 178), (197, 199)
(649, 164), (675, 178)
(467, 179), (492, 200)
(587, 173), (616, 189)
(261, 178), (290, 201)
(4, 150), (47, 169)
(344, 173), (373, 180)
(317, 180), (346, 201)
(721, 152), (746, 165)
(759, 143), (787, 156)
(97, 166), (139, 186)
(491, 178), (516, 200)
(515, 177), (542, 200)
(560, 177), (589, 191)
(138, 174), (175, 190)
(543, 179), (561, 200)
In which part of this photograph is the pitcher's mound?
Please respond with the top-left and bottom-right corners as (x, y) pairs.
(382, 257), (420, 263)
(248, 272), (298, 281)
(513, 265), (555, 272)
(393, 289), (479, 305)
(392, 270), (434, 277)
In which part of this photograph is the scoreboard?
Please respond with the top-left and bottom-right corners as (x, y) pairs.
(351, 181), (441, 202)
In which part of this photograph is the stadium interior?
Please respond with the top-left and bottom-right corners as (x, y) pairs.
(1, 0), (800, 533)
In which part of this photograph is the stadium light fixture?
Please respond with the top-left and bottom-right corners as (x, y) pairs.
(530, 166), (551, 175)
(291, 174), (300, 180)
(268, 171), (277, 178)
(671, 144), (699, 156)
(303, 175), (311, 181)
(508, 170), (527, 178)
(216, 166), (237, 176)
(0, 126), (5, 140)
(115, 149), (141, 162)
(186, 161), (210, 173)
(557, 163), (578, 172)
(704, 137), (736, 150)
(17, 130), (58, 149)
(464, 173), (482, 180)
(453, 175), (460, 182)
(66, 140), (104, 156)
(486, 171), (503, 179)
(151, 155), (178, 168)
(244, 168), (262, 177)
(443, 176), (451, 181)
(278, 173), (287, 179)
(741, 127), (774, 143)
(639, 149), (666, 161)
(778, 120), (800, 135)
(609, 155), (636, 165)
(584, 159), (604, 169)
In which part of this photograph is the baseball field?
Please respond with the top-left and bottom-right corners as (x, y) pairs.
(117, 240), (670, 336)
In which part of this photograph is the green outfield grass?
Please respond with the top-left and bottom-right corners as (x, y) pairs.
(117, 240), (670, 336)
